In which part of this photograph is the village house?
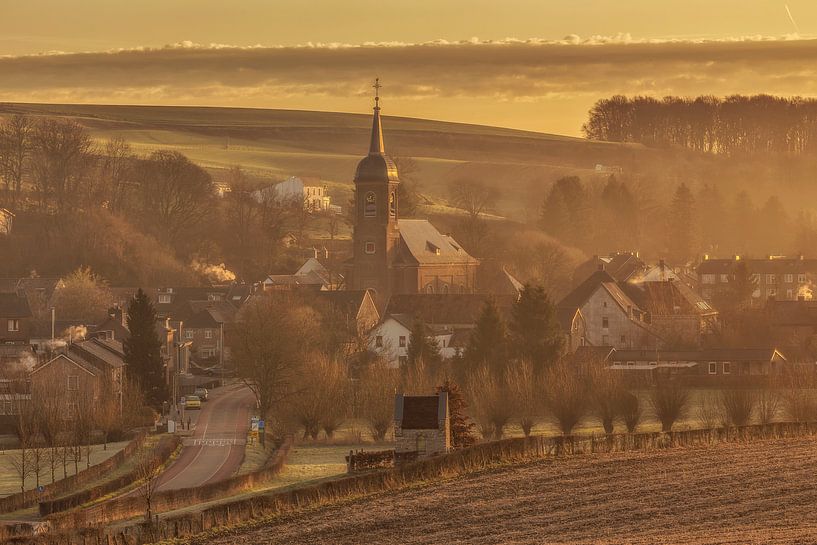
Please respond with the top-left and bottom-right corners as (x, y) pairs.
(587, 346), (788, 385)
(260, 257), (340, 292)
(557, 307), (588, 354)
(765, 300), (817, 362)
(394, 392), (450, 459)
(697, 255), (817, 305)
(557, 269), (663, 350)
(252, 176), (333, 212)
(0, 292), (33, 345)
(371, 294), (515, 366)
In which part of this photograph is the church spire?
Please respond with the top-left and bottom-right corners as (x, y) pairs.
(369, 78), (385, 155)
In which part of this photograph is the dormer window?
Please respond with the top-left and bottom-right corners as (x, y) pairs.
(426, 241), (441, 255)
(364, 192), (376, 217)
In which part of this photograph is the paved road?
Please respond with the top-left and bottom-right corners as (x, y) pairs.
(155, 383), (256, 491)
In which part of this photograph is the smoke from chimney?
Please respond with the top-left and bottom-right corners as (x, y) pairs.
(191, 259), (236, 283)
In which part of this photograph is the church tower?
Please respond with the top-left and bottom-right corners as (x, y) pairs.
(350, 79), (401, 299)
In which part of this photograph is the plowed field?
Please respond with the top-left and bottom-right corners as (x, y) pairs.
(201, 437), (817, 545)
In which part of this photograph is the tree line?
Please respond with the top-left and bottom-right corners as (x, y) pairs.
(583, 94), (817, 155)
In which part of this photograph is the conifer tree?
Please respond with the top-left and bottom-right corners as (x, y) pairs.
(667, 183), (696, 263)
(465, 299), (507, 377)
(124, 289), (167, 408)
(437, 380), (476, 449)
(509, 284), (564, 373)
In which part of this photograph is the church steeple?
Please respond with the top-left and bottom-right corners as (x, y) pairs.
(369, 77), (385, 155)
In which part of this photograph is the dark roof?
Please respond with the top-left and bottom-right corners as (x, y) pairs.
(558, 269), (619, 311)
(698, 258), (817, 275)
(188, 301), (238, 324)
(476, 260), (524, 297)
(0, 277), (64, 301)
(556, 307), (581, 332)
(0, 292), (31, 318)
(400, 395), (440, 429)
(312, 290), (373, 317)
(571, 345), (616, 365)
(70, 339), (125, 370)
(573, 253), (645, 286)
(626, 280), (716, 316)
(396, 220), (478, 266)
(385, 294), (515, 325)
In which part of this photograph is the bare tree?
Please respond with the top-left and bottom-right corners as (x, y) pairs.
(0, 114), (33, 203)
(134, 443), (162, 527)
(287, 353), (349, 440)
(719, 389), (756, 427)
(468, 366), (514, 439)
(98, 137), (134, 211)
(695, 392), (724, 429)
(10, 396), (39, 492)
(51, 267), (112, 323)
(544, 360), (588, 436)
(448, 179), (499, 256)
(619, 392), (642, 433)
(589, 367), (624, 434)
(755, 389), (781, 425)
(505, 360), (541, 437)
(31, 373), (65, 483)
(30, 118), (94, 209)
(358, 360), (399, 441)
(233, 294), (319, 444)
(650, 381), (690, 432)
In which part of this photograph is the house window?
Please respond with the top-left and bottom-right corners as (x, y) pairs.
(603, 301), (608, 308)
(364, 241), (376, 255)
(787, 289), (794, 299)
(767, 288), (777, 298)
(375, 336), (383, 348)
(399, 336), (407, 348)
(204, 329), (213, 339)
(186, 330), (194, 340)
(649, 361), (657, 367)
(158, 294), (171, 304)
(602, 335), (609, 345)
(602, 317), (609, 329)
(702, 274), (716, 284)
(720, 274), (729, 283)
(785, 274), (794, 283)
(620, 335), (626, 344)
(626, 361), (635, 367)
(708, 362), (717, 374)
(7, 319), (19, 332)
(766, 274), (776, 284)
(67, 375), (79, 391)
(798, 273), (807, 283)
(364, 192), (376, 217)
(398, 355), (408, 366)
(723, 362), (731, 374)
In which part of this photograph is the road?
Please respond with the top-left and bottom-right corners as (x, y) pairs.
(155, 383), (256, 491)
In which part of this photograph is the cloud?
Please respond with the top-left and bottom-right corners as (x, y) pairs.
(3, 36), (817, 131)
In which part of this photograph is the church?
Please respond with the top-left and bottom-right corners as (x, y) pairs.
(347, 82), (479, 302)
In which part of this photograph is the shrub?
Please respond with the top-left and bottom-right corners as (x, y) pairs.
(505, 360), (542, 437)
(467, 367), (514, 440)
(755, 389), (781, 425)
(618, 392), (642, 433)
(695, 392), (724, 429)
(589, 367), (624, 434)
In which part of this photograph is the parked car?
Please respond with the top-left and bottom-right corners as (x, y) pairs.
(194, 387), (209, 401)
(185, 395), (202, 410)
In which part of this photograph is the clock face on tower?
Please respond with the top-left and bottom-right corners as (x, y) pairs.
(364, 191), (376, 217)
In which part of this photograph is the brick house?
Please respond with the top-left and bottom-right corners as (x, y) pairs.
(697, 256), (817, 305)
(394, 393), (450, 459)
(0, 292), (33, 344)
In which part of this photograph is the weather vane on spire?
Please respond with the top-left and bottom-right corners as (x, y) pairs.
(373, 77), (381, 108)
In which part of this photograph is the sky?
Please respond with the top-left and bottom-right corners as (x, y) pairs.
(1, 0), (816, 135)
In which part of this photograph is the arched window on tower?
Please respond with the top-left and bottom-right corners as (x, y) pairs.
(364, 192), (376, 217)
(425, 283), (434, 294)
(389, 191), (397, 217)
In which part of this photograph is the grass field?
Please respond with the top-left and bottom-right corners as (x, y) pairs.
(0, 441), (130, 497)
(0, 102), (650, 218)
(203, 435), (817, 545)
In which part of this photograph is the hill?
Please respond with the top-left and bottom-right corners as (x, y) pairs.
(0, 102), (648, 219)
(199, 436), (817, 545)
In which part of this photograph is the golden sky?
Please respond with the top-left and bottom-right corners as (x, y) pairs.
(2, 1), (817, 135)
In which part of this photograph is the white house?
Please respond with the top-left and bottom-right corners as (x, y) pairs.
(252, 176), (332, 212)
(370, 314), (466, 367)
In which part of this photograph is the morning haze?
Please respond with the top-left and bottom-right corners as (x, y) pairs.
(0, 2), (816, 545)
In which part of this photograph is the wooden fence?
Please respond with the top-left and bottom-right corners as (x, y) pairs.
(11, 421), (817, 545)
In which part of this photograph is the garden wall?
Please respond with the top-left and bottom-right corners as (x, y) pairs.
(14, 421), (817, 545)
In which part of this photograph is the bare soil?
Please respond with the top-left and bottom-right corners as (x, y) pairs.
(201, 436), (817, 545)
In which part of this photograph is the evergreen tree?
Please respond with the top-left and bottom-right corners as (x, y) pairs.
(465, 299), (507, 377)
(124, 289), (167, 408)
(436, 380), (476, 449)
(667, 183), (696, 263)
(406, 318), (441, 369)
(509, 284), (564, 373)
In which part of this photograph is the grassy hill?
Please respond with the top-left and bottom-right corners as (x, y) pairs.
(0, 103), (651, 219)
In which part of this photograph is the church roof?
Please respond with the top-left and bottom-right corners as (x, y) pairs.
(354, 80), (399, 183)
(396, 219), (478, 265)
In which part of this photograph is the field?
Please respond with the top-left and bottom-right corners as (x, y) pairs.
(202, 436), (817, 545)
(0, 102), (655, 218)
